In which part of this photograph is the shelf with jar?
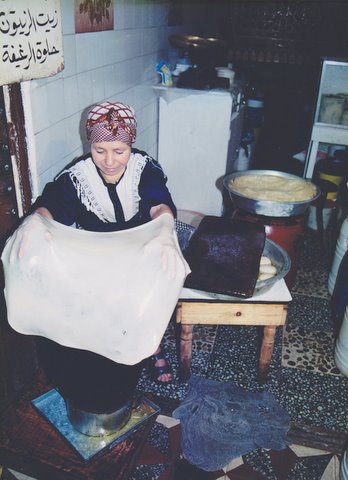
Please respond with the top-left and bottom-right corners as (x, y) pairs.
(304, 58), (348, 179)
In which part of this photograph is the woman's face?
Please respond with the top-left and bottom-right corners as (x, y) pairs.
(91, 140), (132, 183)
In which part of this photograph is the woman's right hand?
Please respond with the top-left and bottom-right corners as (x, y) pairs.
(35, 207), (53, 220)
(8, 210), (53, 260)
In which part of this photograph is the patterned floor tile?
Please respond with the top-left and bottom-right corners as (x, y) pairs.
(291, 228), (337, 300)
(130, 416), (183, 480)
(5, 471), (36, 480)
(279, 368), (348, 431)
(220, 445), (337, 480)
(291, 269), (331, 300)
(282, 326), (343, 377)
(129, 395), (344, 480)
(226, 464), (266, 479)
(286, 454), (335, 480)
(289, 445), (331, 457)
(269, 448), (299, 479)
(191, 325), (218, 353)
(163, 320), (218, 353)
(286, 294), (333, 331)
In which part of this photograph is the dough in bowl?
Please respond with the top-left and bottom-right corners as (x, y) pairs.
(230, 175), (316, 202)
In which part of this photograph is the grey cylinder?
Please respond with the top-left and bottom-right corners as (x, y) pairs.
(329, 217), (348, 295)
(341, 447), (348, 480)
(335, 304), (348, 377)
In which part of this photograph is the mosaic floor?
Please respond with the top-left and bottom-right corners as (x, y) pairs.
(1, 227), (347, 480)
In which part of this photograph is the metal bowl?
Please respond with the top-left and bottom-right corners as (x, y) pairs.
(254, 238), (291, 297)
(223, 170), (320, 217)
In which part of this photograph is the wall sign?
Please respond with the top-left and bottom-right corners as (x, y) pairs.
(0, 0), (64, 86)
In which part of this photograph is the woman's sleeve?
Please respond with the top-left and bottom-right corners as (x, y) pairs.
(138, 159), (177, 218)
(33, 174), (79, 226)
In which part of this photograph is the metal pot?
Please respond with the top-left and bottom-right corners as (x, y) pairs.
(66, 399), (132, 437)
(169, 34), (227, 67)
(36, 338), (143, 415)
(223, 170), (320, 217)
(169, 35), (227, 51)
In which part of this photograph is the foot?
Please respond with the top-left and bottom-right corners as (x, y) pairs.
(149, 346), (173, 383)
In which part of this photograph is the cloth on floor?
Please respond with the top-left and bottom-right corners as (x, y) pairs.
(172, 376), (291, 471)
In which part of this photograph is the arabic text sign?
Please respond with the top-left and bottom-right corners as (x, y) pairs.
(0, 0), (64, 86)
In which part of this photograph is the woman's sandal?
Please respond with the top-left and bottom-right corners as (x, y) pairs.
(148, 347), (173, 384)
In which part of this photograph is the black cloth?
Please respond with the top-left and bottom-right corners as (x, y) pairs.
(184, 216), (266, 298)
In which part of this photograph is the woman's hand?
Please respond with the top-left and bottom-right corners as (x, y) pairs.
(8, 209), (53, 260)
(145, 206), (191, 279)
(35, 207), (53, 220)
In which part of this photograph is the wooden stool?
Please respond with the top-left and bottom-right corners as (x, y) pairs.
(176, 280), (291, 383)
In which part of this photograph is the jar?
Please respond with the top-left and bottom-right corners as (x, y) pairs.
(246, 99), (264, 129)
(318, 94), (345, 124)
(315, 155), (348, 201)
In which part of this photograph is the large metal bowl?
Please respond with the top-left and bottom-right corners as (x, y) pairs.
(223, 170), (320, 217)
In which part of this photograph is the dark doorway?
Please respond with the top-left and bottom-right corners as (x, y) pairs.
(0, 85), (37, 411)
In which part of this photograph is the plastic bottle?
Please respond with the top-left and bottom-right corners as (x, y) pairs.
(246, 98), (264, 129)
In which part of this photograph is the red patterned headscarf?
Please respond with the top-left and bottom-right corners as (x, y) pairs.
(86, 102), (137, 146)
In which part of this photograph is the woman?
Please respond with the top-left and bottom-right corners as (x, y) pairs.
(33, 101), (186, 384)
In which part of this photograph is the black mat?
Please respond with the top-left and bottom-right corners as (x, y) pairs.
(183, 215), (265, 298)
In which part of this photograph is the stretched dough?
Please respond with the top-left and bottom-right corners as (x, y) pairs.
(1, 214), (186, 365)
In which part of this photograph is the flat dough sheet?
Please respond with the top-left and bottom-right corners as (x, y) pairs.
(1, 214), (186, 365)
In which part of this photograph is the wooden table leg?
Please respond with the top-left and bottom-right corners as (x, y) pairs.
(258, 325), (277, 383)
(179, 324), (193, 382)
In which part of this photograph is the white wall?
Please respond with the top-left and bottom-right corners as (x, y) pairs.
(25, 0), (200, 200)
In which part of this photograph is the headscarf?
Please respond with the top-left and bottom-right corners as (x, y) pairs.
(86, 101), (137, 146)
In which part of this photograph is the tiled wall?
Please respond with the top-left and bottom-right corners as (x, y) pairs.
(26, 0), (200, 200)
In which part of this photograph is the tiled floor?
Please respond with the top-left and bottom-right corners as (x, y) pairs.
(129, 415), (342, 480)
(1, 225), (348, 480)
(129, 225), (348, 479)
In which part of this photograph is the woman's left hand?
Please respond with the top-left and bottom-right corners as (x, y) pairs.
(144, 208), (191, 279)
